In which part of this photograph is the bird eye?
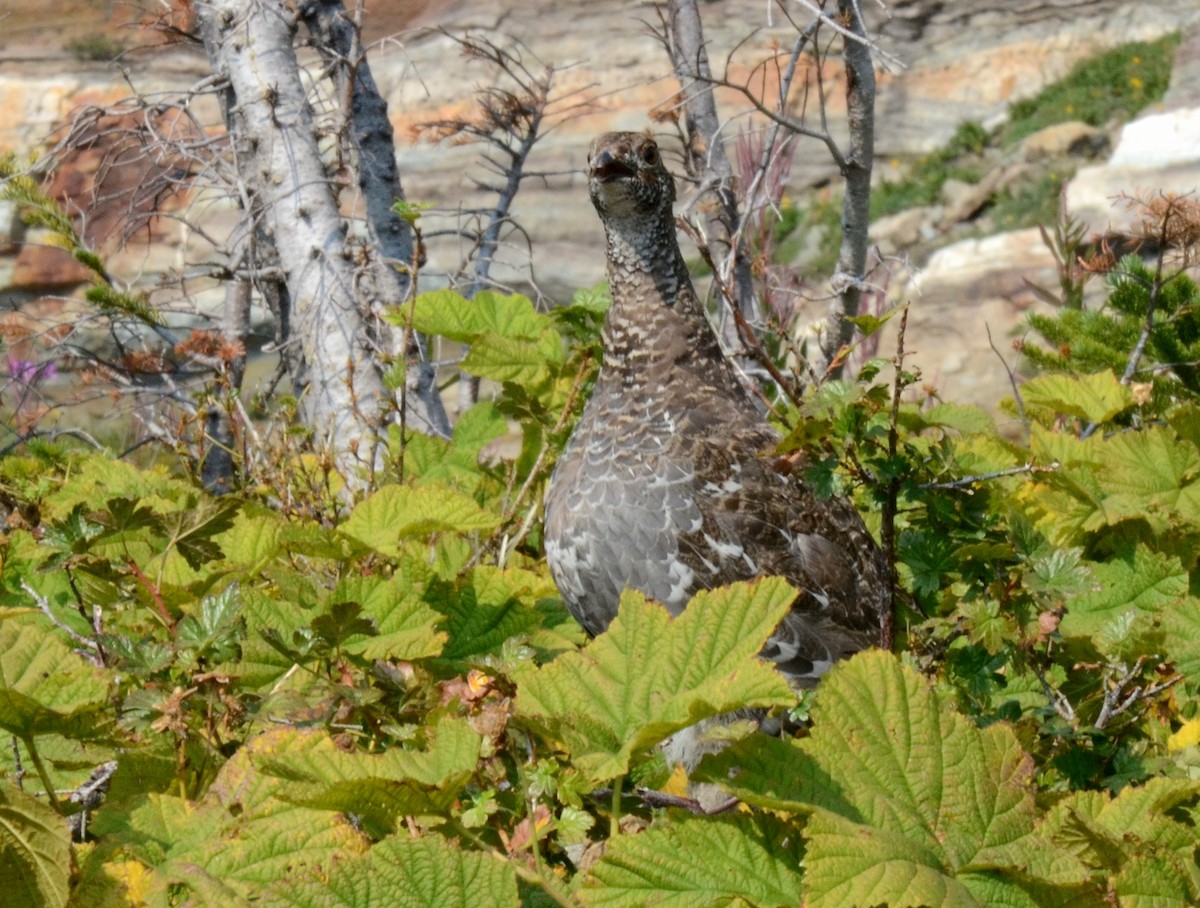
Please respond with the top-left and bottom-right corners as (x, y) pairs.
(642, 144), (659, 165)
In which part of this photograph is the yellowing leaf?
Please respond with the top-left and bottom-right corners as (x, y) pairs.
(0, 618), (114, 743)
(340, 483), (500, 557)
(0, 783), (71, 908)
(1166, 714), (1200, 753)
(252, 717), (482, 835)
(1021, 370), (1133, 425)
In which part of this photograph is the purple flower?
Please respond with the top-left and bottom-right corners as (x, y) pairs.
(6, 356), (57, 386)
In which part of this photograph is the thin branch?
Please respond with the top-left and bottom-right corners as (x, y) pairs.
(919, 462), (1059, 491)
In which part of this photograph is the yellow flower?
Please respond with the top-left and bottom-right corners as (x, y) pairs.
(1169, 718), (1200, 752)
(1130, 76), (1144, 89)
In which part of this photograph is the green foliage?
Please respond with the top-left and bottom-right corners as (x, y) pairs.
(0, 784), (71, 908)
(6, 256), (1200, 907)
(1024, 251), (1200, 410)
(1003, 33), (1182, 145)
(871, 121), (987, 221)
(517, 579), (795, 785)
(64, 35), (125, 62)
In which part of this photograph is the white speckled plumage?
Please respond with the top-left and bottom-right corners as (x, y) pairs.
(544, 131), (888, 689)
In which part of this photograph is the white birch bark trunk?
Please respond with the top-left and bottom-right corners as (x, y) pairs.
(196, 0), (387, 482)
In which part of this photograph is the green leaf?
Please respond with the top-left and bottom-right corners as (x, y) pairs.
(0, 618), (114, 742)
(387, 289), (551, 343)
(311, 600), (376, 649)
(1059, 547), (1187, 640)
(276, 834), (520, 908)
(1096, 425), (1200, 520)
(696, 651), (1088, 905)
(332, 575), (446, 661)
(340, 483), (501, 557)
(1114, 854), (1199, 907)
(253, 717), (483, 835)
(432, 566), (553, 661)
(216, 512), (283, 569)
(581, 814), (804, 907)
(460, 330), (563, 385)
(1021, 371), (1133, 425)
(175, 584), (244, 663)
(0, 782), (71, 908)
(915, 402), (998, 435)
(451, 399), (510, 456)
(516, 578), (796, 784)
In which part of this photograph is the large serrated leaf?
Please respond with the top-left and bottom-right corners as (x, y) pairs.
(697, 651), (1088, 906)
(216, 512), (283, 569)
(460, 330), (563, 385)
(95, 739), (367, 903)
(516, 578), (796, 784)
(581, 814), (803, 907)
(0, 618), (114, 742)
(340, 483), (500, 557)
(431, 566), (555, 661)
(1060, 547), (1187, 640)
(252, 717), (482, 834)
(1114, 854), (1199, 908)
(1040, 777), (1200, 902)
(1096, 425), (1200, 520)
(0, 782), (71, 908)
(274, 834), (519, 908)
(1021, 371), (1133, 425)
(388, 288), (551, 343)
(332, 574), (445, 661)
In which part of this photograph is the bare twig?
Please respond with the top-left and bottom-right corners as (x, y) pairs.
(22, 581), (105, 666)
(919, 462), (1059, 491)
(987, 323), (1029, 433)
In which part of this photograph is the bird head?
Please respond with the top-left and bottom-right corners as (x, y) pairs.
(587, 132), (676, 223)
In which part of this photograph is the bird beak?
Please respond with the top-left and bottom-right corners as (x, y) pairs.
(590, 149), (637, 182)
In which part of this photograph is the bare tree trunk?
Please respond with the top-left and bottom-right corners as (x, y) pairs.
(195, 0), (391, 483)
(818, 0), (877, 380)
(298, 0), (450, 438)
(664, 0), (760, 350)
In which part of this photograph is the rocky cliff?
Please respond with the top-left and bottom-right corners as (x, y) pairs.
(2, 0), (1199, 414)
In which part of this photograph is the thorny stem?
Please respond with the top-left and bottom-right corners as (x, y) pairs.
(126, 558), (175, 630)
(11, 736), (24, 789)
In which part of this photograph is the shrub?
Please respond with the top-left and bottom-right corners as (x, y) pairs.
(4, 198), (1200, 904)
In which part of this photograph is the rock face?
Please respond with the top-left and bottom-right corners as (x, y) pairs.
(1066, 24), (1200, 238)
(2, 0), (1199, 412)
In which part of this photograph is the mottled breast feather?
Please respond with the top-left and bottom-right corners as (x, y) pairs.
(544, 130), (889, 686)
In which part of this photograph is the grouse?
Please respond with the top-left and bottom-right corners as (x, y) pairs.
(544, 131), (888, 692)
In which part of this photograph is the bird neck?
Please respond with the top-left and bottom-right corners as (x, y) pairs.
(599, 213), (725, 376)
